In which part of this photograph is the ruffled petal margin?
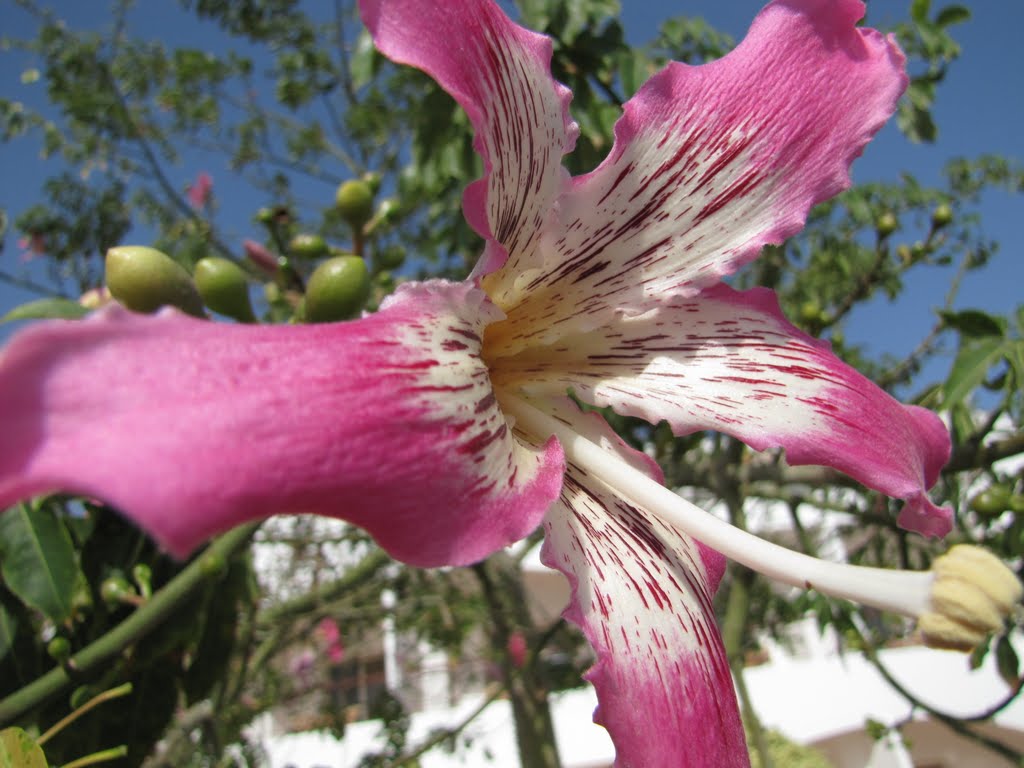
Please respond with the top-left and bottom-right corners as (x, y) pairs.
(359, 0), (578, 278)
(496, 284), (952, 537)
(537, 402), (745, 768)
(485, 0), (907, 353)
(0, 281), (564, 566)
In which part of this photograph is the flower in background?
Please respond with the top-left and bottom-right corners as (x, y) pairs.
(317, 617), (346, 665)
(186, 171), (213, 210)
(17, 232), (46, 263)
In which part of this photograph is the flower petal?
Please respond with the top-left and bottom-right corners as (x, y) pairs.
(537, 403), (745, 768)
(484, 0), (906, 353)
(497, 285), (952, 537)
(359, 0), (577, 277)
(0, 281), (564, 566)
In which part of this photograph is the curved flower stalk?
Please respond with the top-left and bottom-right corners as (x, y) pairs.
(0, 1), (1005, 766)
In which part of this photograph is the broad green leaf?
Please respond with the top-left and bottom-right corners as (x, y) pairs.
(969, 637), (990, 670)
(0, 504), (81, 624)
(0, 604), (16, 663)
(948, 402), (976, 445)
(1006, 338), (1024, 380)
(1, 298), (89, 323)
(348, 30), (378, 90)
(996, 635), (1020, 688)
(0, 728), (47, 768)
(938, 308), (1006, 338)
(910, 0), (931, 23)
(940, 337), (1008, 408)
(617, 49), (648, 98)
(935, 4), (970, 28)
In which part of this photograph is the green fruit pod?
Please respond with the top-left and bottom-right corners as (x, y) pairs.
(194, 257), (256, 322)
(289, 233), (329, 259)
(335, 180), (375, 227)
(106, 246), (205, 317)
(305, 255), (371, 323)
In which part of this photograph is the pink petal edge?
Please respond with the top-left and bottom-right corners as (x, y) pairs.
(359, 0), (578, 279)
(484, 0), (907, 352)
(497, 284), (952, 538)
(539, 402), (744, 768)
(0, 281), (565, 566)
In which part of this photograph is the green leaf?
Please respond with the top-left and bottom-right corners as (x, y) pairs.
(935, 4), (970, 27)
(1, 298), (89, 323)
(940, 337), (1008, 408)
(349, 30), (379, 90)
(0, 604), (16, 663)
(910, 0), (931, 23)
(969, 637), (990, 670)
(0, 503), (82, 624)
(0, 728), (47, 768)
(996, 635), (1020, 688)
(617, 49), (648, 99)
(938, 309), (1006, 338)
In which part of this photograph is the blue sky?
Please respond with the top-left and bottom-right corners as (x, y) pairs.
(0, 0), (1020, 390)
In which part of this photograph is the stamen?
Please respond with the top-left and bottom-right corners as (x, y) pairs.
(507, 396), (935, 619)
(919, 546), (1023, 651)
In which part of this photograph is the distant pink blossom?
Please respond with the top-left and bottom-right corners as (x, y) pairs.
(243, 238), (279, 274)
(187, 172), (213, 209)
(17, 233), (46, 263)
(506, 631), (527, 669)
(317, 617), (345, 664)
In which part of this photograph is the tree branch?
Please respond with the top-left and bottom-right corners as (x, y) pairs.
(0, 522), (261, 726)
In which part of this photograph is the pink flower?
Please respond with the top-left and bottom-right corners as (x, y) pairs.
(507, 631), (527, 669)
(187, 172), (213, 209)
(317, 618), (346, 664)
(17, 233), (46, 263)
(0, 2), (957, 765)
(243, 238), (279, 275)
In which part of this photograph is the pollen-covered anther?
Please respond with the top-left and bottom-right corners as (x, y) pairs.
(919, 545), (1023, 652)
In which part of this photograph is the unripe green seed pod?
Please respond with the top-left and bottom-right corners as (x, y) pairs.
(106, 246), (205, 317)
(970, 485), (1012, 519)
(799, 301), (822, 324)
(100, 575), (137, 608)
(132, 563), (153, 599)
(194, 257), (256, 322)
(1011, 494), (1024, 514)
(289, 233), (329, 259)
(255, 207), (276, 224)
(875, 212), (898, 237)
(201, 552), (227, 578)
(377, 245), (406, 270)
(47, 636), (71, 663)
(932, 203), (953, 228)
(377, 197), (400, 224)
(335, 180), (375, 227)
(305, 255), (371, 323)
(361, 171), (382, 195)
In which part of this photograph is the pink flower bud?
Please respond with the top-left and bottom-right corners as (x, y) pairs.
(243, 239), (279, 275)
(187, 172), (213, 209)
(507, 631), (527, 668)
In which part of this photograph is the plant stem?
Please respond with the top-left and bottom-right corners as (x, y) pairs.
(60, 745), (128, 768)
(38, 683), (132, 746)
(0, 522), (261, 726)
(863, 641), (1024, 766)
